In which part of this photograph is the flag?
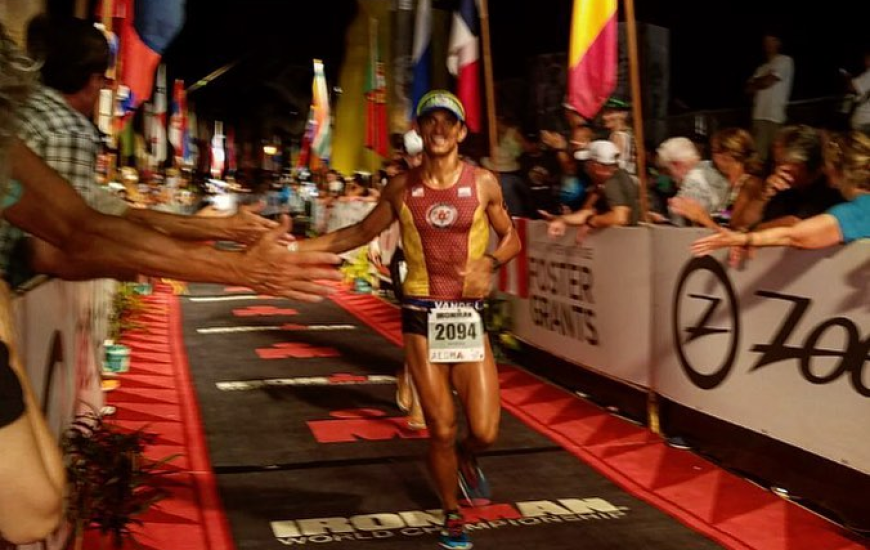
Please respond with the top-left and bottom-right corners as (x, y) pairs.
(311, 59), (332, 163)
(211, 121), (225, 178)
(411, 0), (431, 115)
(118, 0), (185, 110)
(168, 78), (188, 166)
(447, 0), (481, 132)
(365, 18), (390, 158)
(150, 64), (168, 164)
(226, 126), (237, 174)
(186, 106), (198, 166)
(567, 0), (617, 119)
(297, 109), (315, 170)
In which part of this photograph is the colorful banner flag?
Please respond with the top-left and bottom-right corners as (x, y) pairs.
(366, 18), (390, 158)
(150, 64), (168, 164)
(226, 126), (237, 174)
(567, 0), (617, 119)
(447, 0), (482, 132)
(311, 59), (332, 163)
(211, 121), (225, 178)
(411, 0), (432, 115)
(169, 78), (188, 167)
(297, 108), (315, 170)
(118, 0), (185, 110)
(391, 0), (415, 131)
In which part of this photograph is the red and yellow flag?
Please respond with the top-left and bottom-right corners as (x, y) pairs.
(365, 18), (390, 158)
(567, 0), (617, 119)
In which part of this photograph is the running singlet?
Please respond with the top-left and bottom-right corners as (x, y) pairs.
(398, 163), (490, 299)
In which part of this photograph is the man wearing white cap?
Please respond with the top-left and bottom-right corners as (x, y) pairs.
(542, 140), (640, 240)
(298, 90), (521, 550)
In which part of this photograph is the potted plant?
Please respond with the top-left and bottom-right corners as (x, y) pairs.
(63, 412), (175, 550)
(103, 283), (146, 375)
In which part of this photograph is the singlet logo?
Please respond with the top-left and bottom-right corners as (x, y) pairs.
(458, 186), (472, 198)
(411, 186), (425, 197)
(426, 203), (458, 228)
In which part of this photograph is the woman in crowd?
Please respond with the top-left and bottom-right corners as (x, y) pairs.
(0, 24), (66, 544)
(692, 131), (869, 264)
(669, 127), (764, 229)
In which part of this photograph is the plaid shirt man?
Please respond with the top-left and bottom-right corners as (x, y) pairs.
(0, 85), (127, 278)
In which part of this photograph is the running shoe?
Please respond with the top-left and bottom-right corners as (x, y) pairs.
(458, 448), (491, 504)
(438, 512), (472, 549)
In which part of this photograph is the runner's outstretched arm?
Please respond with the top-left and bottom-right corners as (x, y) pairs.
(298, 175), (404, 254)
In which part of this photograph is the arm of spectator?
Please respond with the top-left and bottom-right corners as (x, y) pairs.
(692, 214), (844, 265)
(730, 176), (765, 231)
(755, 215), (802, 231)
(588, 206), (631, 229)
(668, 196), (718, 229)
(125, 201), (280, 244)
(746, 72), (780, 92)
(7, 140), (341, 300)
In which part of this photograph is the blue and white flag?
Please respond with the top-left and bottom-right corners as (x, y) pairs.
(411, 0), (431, 116)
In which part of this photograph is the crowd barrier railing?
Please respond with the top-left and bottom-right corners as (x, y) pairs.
(501, 220), (869, 477)
(9, 277), (114, 550)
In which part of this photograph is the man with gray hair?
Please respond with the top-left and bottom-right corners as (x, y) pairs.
(656, 136), (730, 226)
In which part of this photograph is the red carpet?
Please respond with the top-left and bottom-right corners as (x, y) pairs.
(94, 284), (864, 550)
(90, 284), (235, 550)
(329, 290), (865, 550)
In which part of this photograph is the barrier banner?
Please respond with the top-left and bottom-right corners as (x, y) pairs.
(652, 227), (870, 474)
(511, 222), (653, 387)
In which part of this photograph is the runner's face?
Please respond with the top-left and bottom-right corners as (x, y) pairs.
(418, 110), (466, 157)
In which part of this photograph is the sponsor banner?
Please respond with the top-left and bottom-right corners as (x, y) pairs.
(13, 279), (111, 438)
(652, 227), (870, 474)
(270, 497), (629, 545)
(510, 222), (653, 387)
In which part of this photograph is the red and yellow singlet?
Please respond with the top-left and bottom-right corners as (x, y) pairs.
(398, 162), (490, 299)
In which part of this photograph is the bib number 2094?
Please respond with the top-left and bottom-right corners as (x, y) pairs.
(428, 307), (485, 363)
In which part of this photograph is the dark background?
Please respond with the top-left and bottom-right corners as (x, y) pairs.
(54, 0), (868, 140)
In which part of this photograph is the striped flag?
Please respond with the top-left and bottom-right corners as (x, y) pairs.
(447, 0), (481, 132)
(365, 18), (390, 158)
(311, 59), (332, 163)
(168, 78), (188, 167)
(411, 0), (432, 115)
(567, 0), (618, 119)
(150, 64), (168, 164)
(210, 121), (225, 179)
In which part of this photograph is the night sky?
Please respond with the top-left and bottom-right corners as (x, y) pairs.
(159, 0), (866, 132)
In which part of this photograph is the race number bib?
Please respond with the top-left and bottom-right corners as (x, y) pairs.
(427, 307), (485, 363)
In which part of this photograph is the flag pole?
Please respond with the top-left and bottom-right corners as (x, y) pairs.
(623, 0), (660, 436)
(623, 0), (649, 224)
(478, 0), (499, 164)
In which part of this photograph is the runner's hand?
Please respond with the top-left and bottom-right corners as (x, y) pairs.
(228, 201), (280, 244)
(458, 257), (494, 298)
(241, 215), (342, 301)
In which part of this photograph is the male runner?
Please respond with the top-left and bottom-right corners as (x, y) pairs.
(299, 90), (521, 549)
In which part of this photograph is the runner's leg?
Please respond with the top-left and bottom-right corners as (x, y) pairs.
(452, 337), (500, 453)
(404, 333), (460, 511)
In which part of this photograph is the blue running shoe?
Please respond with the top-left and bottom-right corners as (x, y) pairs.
(458, 450), (491, 505)
(438, 512), (473, 549)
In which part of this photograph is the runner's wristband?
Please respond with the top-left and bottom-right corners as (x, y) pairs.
(483, 253), (501, 272)
(0, 342), (25, 428)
